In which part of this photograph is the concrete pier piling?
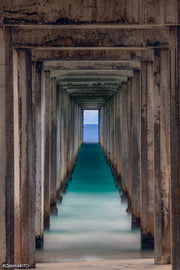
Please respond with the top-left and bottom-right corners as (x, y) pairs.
(14, 49), (35, 267)
(32, 62), (44, 248)
(43, 70), (51, 230)
(140, 61), (154, 250)
(154, 49), (171, 264)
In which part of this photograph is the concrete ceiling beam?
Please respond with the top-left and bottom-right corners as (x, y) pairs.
(11, 26), (169, 48)
(58, 82), (122, 87)
(50, 69), (134, 78)
(42, 61), (141, 71)
(32, 47), (154, 61)
(57, 77), (128, 83)
(64, 85), (118, 89)
(68, 92), (115, 96)
(66, 88), (117, 93)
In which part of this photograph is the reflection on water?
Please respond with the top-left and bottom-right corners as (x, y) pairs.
(36, 143), (153, 263)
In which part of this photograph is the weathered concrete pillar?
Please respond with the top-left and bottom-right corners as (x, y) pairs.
(42, 71), (51, 230)
(114, 91), (119, 175)
(121, 83), (128, 192)
(127, 78), (133, 207)
(107, 102), (111, 162)
(60, 87), (65, 182)
(68, 99), (73, 166)
(170, 26), (180, 270)
(99, 107), (104, 147)
(140, 61), (154, 249)
(56, 84), (61, 193)
(0, 27), (14, 268)
(119, 88), (123, 185)
(154, 48), (171, 264)
(50, 78), (57, 214)
(72, 101), (76, 159)
(108, 100), (112, 164)
(80, 108), (83, 144)
(5, 28), (15, 267)
(131, 71), (141, 227)
(100, 105), (106, 152)
(0, 27), (6, 267)
(105, 103), (108, 155)
(110, 96), (115, 169)
(115, 89), (121, 177)
(14, 49), (35, 267)
(32, 62), (44, 249)
(60, 88), (67, 182)
(67, 97), (72, 177)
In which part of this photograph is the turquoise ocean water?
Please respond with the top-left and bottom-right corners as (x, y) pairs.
(36, 126), (152, 262)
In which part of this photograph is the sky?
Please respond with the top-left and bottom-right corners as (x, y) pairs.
(83, 110), (99, 124)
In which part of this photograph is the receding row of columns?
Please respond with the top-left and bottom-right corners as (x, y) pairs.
(0, 24), (180, 270)
(0, 27), (83, 269)
(100, 39), (180, 269)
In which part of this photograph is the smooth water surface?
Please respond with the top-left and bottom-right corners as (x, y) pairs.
(37, 144), (152, 263)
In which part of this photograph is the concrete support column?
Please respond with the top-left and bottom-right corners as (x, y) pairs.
(99, 107), (104, 147)
(121, 83), (128, 192)
(0, 27), (6, 267)
(108, 99), (112, 164)
(110, 97), (115, 169)
(105, 104), (108, 156)
(60, 88), (67, 183)
(14, 49), (35, 267)
(127, 78), (133, 206)
(56, 84), (61, 193)
(101, 105), (106, 152)
(32, 62), (44, 249)
(42, 71), (51, 230)
(119, 88), (123, 186)
(50, 78), (57, 214)
(140, 61), (154, 249)
(80, 107), (83, 145)
(116, 89), (121, 177)
(131, 71), (141, 227)
(6, 28), (15, 267)
(0, 27), (14, 267)
(170, 26), (180, 270)
(154, 48), (171, 264)
(114, 94), (117, 171)
(71, 100), (74, 165)
(112, 96), (116, 169)
(67, 97), (72, 177)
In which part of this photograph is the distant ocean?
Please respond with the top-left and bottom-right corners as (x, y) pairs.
(83, 124), (99, 143)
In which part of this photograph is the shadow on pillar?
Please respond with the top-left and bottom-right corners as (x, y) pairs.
(36, 234), (44, 249)
(131, 213), (140, 230)
(50, 201), (58, 215)
(44, 213), (50, 231)
(141, 231), (154, 250)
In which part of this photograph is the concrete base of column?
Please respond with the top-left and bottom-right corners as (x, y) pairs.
(131, 214), (140, 230)
(141, 232), (154, 250)
(44, 213), (50, 230)
(50, 201), (58, 215)
(35, 234), (44, 249)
